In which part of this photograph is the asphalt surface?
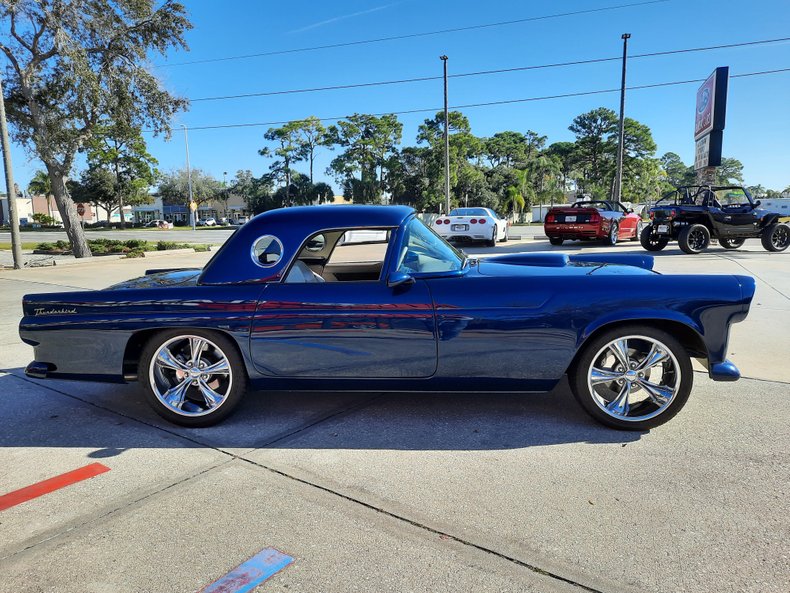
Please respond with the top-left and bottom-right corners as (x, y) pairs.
(0, 240), (787, 593)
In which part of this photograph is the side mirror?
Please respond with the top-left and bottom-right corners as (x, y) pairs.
(387, 270), (415, 289)
(627, 208), (634, 213)
(755, 200), (761, 207)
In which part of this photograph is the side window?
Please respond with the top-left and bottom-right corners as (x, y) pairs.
(285, 228), (393, 283)
(398, 218), (463, 274)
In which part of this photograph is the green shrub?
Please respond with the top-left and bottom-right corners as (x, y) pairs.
(124, 239), (148, 250)
(55, 240), (69, 250)
(125, 249), (145, 258)
(36, 242), (54, 250)
(156, 241), (180, 251)
(193, 244), (210, 252)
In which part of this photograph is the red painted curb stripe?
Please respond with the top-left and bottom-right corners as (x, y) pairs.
(0, 462), (110, 512)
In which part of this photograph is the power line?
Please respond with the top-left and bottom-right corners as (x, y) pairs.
(160, 0), (671, 68)
(189, 36), (790, 102)
(171, 67), (790, 132)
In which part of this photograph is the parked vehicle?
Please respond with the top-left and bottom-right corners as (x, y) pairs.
(545, 200), (643, 246)
(433, 207), (508, 246)
(231, 216), (250, 226)
(143, 219), (173, 229)
(641, 185), (790, 254)
(20, 205), (754, 431)
(197, 218), (217, 227)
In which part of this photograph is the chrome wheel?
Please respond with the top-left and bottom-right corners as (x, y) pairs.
(607, 222), (618, 246)
(770, 225), (789, 251)
(149, 335), (233, 417)
(586, 335), (681, 423)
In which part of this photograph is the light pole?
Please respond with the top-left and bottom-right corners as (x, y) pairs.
(440, 55), (450, 215)
(613, 33), (631, 204)
(182, 124), (195, 230)
(223, 171), (228, 221)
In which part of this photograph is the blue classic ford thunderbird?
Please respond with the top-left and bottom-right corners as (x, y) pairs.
(20, 205), (755, 430)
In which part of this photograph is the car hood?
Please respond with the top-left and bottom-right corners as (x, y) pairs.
(104, 269), (202, 290)
(478, 253), (656, 276)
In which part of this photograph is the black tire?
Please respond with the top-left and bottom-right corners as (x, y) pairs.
(569, 324), (693, 430)
(678, 224), (710, 254)
(761, 223), (790, 252)
(720, 238), (746, 250)
(605, 221), (619, 246)
(485, 226), (496, 247)
(630, 220), (644, 241)
(549, 237), (564, 246)
(640, 226), (669, 251)
(139, 329), (248, 427)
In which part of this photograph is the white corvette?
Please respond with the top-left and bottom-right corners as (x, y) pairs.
(432, 207), (509, 246)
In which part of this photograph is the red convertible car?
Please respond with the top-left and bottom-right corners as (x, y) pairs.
(545, 200), (644, 246)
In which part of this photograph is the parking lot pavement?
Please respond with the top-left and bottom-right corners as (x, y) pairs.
(0, 245), (788, 593)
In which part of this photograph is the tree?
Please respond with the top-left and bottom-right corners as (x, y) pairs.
(158, 169), (221, 207)
(715, 158), (745, 185)
(659, 152), (695, 188)
(27, 169), (54, 216)
(259, 122), (304, 205)
(227, 169), (256, 218)
(503, 185), (525, 217)
(569, 108), (618, 192)
(0, 0), (190, 256)
(84, 120), (158, 227)
(326, 113), (403, 203)
(545, 142), (579, 192)
(294, 116), (330, 183)
(70, 165), (117, 223)
(484, 131), (527, 168)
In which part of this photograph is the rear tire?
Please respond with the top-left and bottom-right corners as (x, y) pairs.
(761, 223), (790, 252)
(486, 227), (496, 247)
(569, 324), (693, 430)
(678, 224), (710, 254)
(720, 238), (745, 250)
(640, 226), (669, 251)
(549, 237), (564, 246)
(139, 329), (247, 427)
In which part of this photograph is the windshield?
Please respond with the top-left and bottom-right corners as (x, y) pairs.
(450, 208), (489, 216)
(398, 218), (464, 274)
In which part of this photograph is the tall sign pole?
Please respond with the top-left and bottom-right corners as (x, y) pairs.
(440, 55), (450, 215)
(0, 74), (23, 269)
(694, 67), (729, 185)
(613, 33), (631, 204)
(182, 125), (195, 230)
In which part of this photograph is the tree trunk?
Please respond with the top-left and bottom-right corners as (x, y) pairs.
(45, 162), (92, 257)
(118, 193), (126, 228)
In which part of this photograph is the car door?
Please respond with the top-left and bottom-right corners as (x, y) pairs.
(248, 231), (437, 379)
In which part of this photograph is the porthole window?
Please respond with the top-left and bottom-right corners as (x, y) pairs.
(251, 235), (283, 267)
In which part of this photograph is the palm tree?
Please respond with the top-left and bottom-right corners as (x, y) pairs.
(503, 185), (525, 221)
(27, 170), (54, 217)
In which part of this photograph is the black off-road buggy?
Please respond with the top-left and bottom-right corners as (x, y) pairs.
(641, 185), (790, 254)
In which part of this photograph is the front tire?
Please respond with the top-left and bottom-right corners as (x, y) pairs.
(605, 221), (619, 246)
(549, 237), (564, 246)
(678, 224), (710, 254)
(139, 330), (247, 427)
(630, 220), (644, 241)
(761, 223), (790, 252)
(569, 325), (693, 430)
(640, 226), (669, 251)
(720, 238), (745, 250)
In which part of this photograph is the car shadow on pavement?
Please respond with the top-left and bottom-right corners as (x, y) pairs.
(0, 371), (643, 453)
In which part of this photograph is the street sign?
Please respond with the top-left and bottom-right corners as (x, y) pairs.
(76, 203), (85, 217)
(189, 201), (197, 211)
(694, 67), (728, 171)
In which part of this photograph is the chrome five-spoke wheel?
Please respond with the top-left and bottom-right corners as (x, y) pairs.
(571, 325), (693, 430)
(140, 331), (247, 426)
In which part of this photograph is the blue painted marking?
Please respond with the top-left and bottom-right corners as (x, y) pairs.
(200, 547), (294, 593)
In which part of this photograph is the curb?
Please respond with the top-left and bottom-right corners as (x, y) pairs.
(141, 248), (198, 257)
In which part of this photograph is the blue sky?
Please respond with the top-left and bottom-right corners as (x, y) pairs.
(7, 0), (790, 192)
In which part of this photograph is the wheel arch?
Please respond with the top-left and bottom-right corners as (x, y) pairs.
(568, 317), (708, 375)
(122, 327), (248, 382)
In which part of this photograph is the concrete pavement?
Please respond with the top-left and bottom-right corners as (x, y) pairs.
(0, 241), (787, 593)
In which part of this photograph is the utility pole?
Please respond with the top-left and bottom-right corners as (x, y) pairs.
(0, 74), (23, 269)
(182, 125), (195, 230)
(613, 33), (631, 204)
(440, 55), (450, 215)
